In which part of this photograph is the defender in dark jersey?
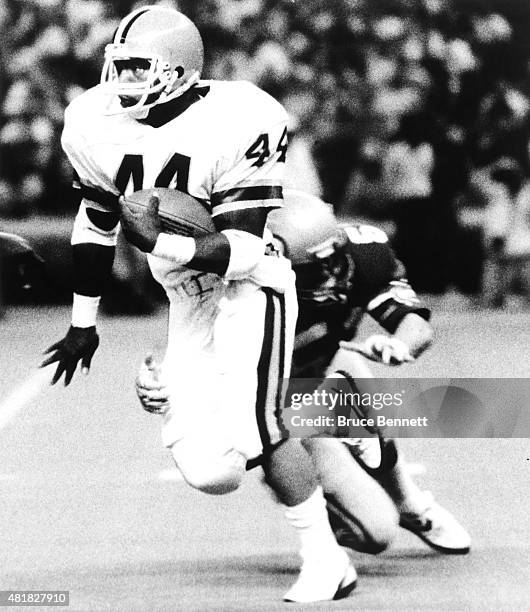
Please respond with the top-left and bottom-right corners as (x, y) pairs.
(268, 190), (470, 555)
(290, 222), (431, 379)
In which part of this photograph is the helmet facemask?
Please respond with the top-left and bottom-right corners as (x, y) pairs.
(100, 43), (200, 116)
(295, 233), (354, 306)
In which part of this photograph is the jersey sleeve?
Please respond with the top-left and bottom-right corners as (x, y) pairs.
(62, 99), (121, 213)
(343, 224), (431, 333)
(366, 277), (431, 333)
(62, 105), (120, 247)
(210, 90), (288, 218)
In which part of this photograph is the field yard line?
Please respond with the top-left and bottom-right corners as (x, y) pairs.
(0, 365), (54, 432)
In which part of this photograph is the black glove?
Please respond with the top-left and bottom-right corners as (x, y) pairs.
(41, 326), (99, 386)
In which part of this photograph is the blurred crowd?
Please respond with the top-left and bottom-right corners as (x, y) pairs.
(1, 0), (529, 301)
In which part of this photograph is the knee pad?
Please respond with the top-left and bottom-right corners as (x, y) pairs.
(170, 437), (246, 495)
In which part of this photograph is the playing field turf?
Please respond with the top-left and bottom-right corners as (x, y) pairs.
(1, 305), (529, 611)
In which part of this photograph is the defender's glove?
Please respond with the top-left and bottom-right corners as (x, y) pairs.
(135, 354), (170, 415)
(41, 326), (99, 386)
(340, 334), (413, 366)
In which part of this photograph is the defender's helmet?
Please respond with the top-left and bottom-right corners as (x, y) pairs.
(101, 6), (204, 115)
(267, 190), (354, 305)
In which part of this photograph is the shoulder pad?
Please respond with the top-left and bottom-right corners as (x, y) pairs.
(63, 86), (108, 140)
(343, 224), (388, 245)
(218, 81), (288, 125)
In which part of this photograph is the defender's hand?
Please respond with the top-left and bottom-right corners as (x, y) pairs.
(135, 354), (170, 415)
(340, 334), (413, 366)
(41, 325), (99, 386)
(119, 193), (162, 252)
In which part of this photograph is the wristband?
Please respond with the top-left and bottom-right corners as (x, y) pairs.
(221, 229), (264, 279)
(72, 293), (100, 328)
(151, 233), (196, 265)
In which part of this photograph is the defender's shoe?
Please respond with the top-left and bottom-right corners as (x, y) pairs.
(399, 491), (471, 554)
(343, 436), (381, 469)
(343, 436), (398, 478)
(284, 549), (357, 603)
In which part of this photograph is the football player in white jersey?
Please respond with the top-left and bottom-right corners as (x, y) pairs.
(138, 190), (471, 557)
(41, 6), (355, 603)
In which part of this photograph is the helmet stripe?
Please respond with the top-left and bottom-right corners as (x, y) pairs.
(117, 8), (150, 43)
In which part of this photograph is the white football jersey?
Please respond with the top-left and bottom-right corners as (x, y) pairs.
(62, 80), (287, 215)
(62, 80), (291, 306)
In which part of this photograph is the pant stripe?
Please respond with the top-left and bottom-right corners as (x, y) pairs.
(273, 290), (286, 423)
(255, 288), (286, 449)
(256, 290), (275, 448)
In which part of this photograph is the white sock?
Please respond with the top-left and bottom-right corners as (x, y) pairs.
(284, 486), (342, 562)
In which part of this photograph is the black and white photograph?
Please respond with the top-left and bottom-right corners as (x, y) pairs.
(0, 0), (529, 610)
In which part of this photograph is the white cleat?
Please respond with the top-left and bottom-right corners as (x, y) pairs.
(283, 549), (357, 603)
(399, 491), (471, 554)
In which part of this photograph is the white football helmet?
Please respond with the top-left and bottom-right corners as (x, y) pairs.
(267, 190), (354, 305)
(100, 5), (204, 115)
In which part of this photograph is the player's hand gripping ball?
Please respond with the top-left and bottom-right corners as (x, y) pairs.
(119, 192), (162, 252)
(119, 188), (215, 252)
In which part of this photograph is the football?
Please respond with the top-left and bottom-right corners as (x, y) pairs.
(125, 188), (215, 237)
